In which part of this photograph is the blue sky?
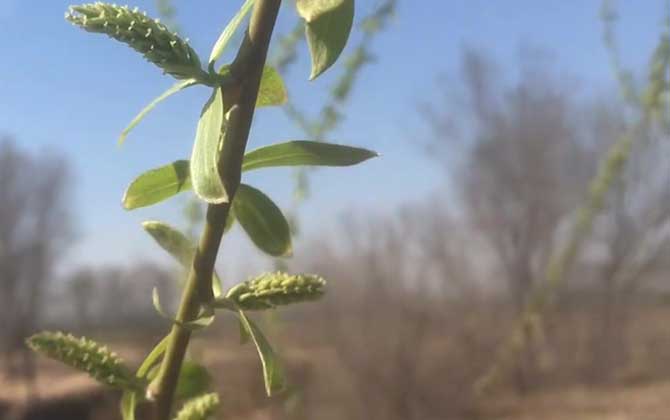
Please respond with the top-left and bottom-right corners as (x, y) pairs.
(0, 1), (666, 273)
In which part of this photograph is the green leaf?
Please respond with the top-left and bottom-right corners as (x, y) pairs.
(119, 79), (198, 144)
(152, 288), (215, 330)
(120, 335), (169, 420)
(239, 317), (251, 344)
(142, 221), (193, 265)
(218, 65), (288, 108)
(256, 66), (288, 107)
(242, 141), (377, 171)
(190, 87), (228, 204)
(176, 361), (212, 401)
(120, 391), (137, 420)
(142, 220), (229, 298)
(238, 310), (285, 396)
(124, 141), (376, 209)
(208, 0), (255, 67)
(123, 161), (191, 210)
(234, 184), (292, 257)
(137, 335), (170, 379)
(224, 206), (236, 234)
(297, 0), (355, 80)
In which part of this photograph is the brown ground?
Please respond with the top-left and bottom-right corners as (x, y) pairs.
(479, 382), (670, 420)
(3, 367), (670, 420)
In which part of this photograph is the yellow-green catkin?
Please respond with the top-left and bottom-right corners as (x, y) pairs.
(27, 331), (139, 390)
(66, 3), (202, 80)
(226, 272), (326, 310)
(174, 393), (220, 420)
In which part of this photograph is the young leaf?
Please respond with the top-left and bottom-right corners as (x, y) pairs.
(176, 361), (212, 401)
(137, 335), (170, 379)
(239, 317), (251, 344)
(124, 161), (191, 210)
(120, 390), (137, 420)
(208, 0), (255, 67)
(120, 335), (169, 420)
(174, 393), (220, 420)
(241, 140), (377, 171)
(218, 65), (288, 107)
(225, 272), (326, 311)
(152, 288), (215, 330)
(119, 79), (198, 145)
(142, 221), (228, 298)
(237, 310), (286, 396)
(27, 332), (140, 391)
(256, 66), (288, 107)
(125, 141), (376, 206)
(296, 0), (355, 80)
(224, 206), (237, 234)
(190, 87), (228, 203)
(143, 221), (193, 265)
(233, 184), (292, 257)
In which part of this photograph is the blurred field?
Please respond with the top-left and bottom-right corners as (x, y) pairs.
(4, 351), (670, 420)
(4, 302), (670, 420)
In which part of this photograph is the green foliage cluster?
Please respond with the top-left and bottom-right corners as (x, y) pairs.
(31, 1), (370, 420)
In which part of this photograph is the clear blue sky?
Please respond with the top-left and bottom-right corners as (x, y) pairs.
(0, 1), (665, 272)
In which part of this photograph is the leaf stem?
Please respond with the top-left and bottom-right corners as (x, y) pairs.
(149, 1), (282, 419)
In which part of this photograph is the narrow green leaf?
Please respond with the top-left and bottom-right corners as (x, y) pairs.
(218, 65), (288, 108)
(120, 391), (137, 420)
(238, 310), (285, 396)
(256, 66), (288, 107)
(120, 335), (169, 420)
(124, 161), (191, 210)
(176, 361), (212, 401)
(297, 0), (355, 80)
(125, 140), (373, 214)
(224, 206), (236, 234)
(234, 184), (292, 257)
(119, 79), (198, 144)
(209, 0), (255, 66)
(142, 220), (229, 298)
(212, 273), (225, 299)
(152, 287), (172, 319)
(143, 221), (193, 265)
(242, 141), (378, 172)
(152, 288), (215, 331)
(137, 335), (170, 379)
(123, 141), (376, 207)
(190, 87), (228, 203)
(239, 317), (251, 344)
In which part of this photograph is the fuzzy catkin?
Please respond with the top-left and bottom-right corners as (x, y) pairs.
(226, 272), (326, 310)
(66, 3), (202, 80)
(27, 331), (139, 390)
(174, 393), (220, 420)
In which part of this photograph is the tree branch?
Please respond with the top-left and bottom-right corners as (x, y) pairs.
(149, 1), (281, 419)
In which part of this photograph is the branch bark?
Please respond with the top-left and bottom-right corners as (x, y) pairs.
(149, 1), (282, 418)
